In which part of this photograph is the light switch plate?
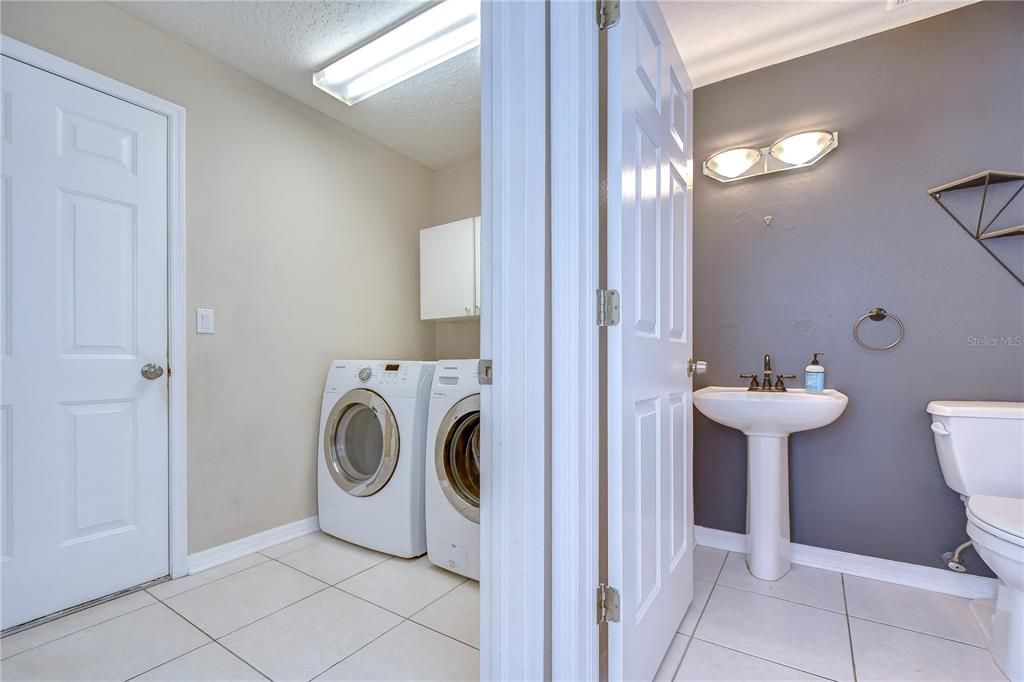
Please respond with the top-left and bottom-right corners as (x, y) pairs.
(196, 308), (215, 334)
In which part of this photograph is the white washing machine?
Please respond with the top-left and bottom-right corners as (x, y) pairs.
(425, 359), (481, 580)
(317, 360), (434, 557)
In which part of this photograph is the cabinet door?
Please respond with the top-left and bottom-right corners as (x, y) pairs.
(474, 217), (482, 315)
(420, 218), (477, 320)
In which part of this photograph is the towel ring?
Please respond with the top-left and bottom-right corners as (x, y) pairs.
(853, 307), (904, 351)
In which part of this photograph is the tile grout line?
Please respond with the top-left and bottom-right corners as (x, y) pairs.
(845, 614), (991, 650)
(331, 562), (470, 622)
(5, 546), (477, 681)
(712, 562), (988, 650)
(711, 579), (847, 615)
(330, 583), (418, 621)
(148, 531), (338, 604)
(210, 639), (274, 681)
(667, 548), (731, 679)
(269, 553), (389, 592)
(154, 584), (333, 678)
(123, 640), (257, 682)
(257, 533), (330, 561)
(689, 636), (839, 681)
(168, 549), (475, 678)
(308, 575), (475, 681)
(0, 596), (158, 663)
(135, 548), (341, 680)
(308, 617), (406, 682)
(214, 585), (335, 641)
(152, 566), (333, 642)
(841, 574), (858, 682)
(682, 551), (730, 658)
(147, 554), (272, 601)
(407, 579), (480, 651)
(687, 551), (841, 682)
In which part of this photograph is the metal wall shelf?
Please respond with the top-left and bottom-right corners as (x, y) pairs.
(928, 170), (1024, 285)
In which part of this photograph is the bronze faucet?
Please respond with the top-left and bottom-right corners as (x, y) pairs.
(740, 354), (796, 392)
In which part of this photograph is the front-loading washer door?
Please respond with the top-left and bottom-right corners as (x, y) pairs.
(323, 389), (399, 497)
(435, 394), (481, 523)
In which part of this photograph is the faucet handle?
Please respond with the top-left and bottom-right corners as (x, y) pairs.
(773, 374), (797, 391)
(739, 374), (760, 390)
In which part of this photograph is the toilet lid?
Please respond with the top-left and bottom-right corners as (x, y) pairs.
(967, 495), (1024, 542)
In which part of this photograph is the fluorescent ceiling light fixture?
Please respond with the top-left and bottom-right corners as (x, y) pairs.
(703, 130), (838, 183)
(314, 0), (480, 106)
(705, 148), (762, 179)
(769, 131), (835, 165)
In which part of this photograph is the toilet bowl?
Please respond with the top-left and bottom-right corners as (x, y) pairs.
(966, 495), (1024, 681)
(927, 400), (1024, 682)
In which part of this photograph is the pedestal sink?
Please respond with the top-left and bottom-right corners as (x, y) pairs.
(693, 387), (848, 580)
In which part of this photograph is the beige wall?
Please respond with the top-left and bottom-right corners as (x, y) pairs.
(429, 157), (482, 359)
(430, 157), (482, 225)
(1, 1), (438, 552)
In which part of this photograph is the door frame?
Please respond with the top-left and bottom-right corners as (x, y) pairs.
(479, 1), (548, 678)
(0, 36), (189, 580)
(549, 2), (601, 681)
(481, 2), (603, 677)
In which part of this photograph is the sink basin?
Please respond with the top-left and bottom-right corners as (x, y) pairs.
(693, 385), (849, 581)
(693, 387), (848, 437)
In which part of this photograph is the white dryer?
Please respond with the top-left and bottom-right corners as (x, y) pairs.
(317, 360), (434, 557)
(425, 359), (481, 580)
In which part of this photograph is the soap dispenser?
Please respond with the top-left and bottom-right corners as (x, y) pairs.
(804, 353), (825, 393)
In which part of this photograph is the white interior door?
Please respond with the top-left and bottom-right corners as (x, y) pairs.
(1, 55), (169, 629)
(605, 2), (695, 679)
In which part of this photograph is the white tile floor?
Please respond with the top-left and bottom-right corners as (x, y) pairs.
(655, 546), (1009, 682)
(0, 540), (1009, 681)
(0, 532), (479, 681)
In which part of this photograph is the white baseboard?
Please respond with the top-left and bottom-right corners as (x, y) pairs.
(695, 525), (998, 601)
(187, 515), (320, 574)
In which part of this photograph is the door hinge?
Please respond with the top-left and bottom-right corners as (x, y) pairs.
(597, 0), (620, 30)
(478, 359), (493, 385)
(596, 289), (620, 327)
(597, 583), (621, 624)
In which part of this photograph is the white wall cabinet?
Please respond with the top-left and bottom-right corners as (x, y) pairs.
(420, 217), (482, 320)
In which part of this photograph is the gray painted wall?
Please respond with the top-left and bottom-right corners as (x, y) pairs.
(692, 2), (1024, 576)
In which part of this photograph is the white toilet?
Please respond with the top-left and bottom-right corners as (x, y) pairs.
(928, 400), (1024, 681)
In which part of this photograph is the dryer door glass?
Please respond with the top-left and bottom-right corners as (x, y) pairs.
(335, 404), (383, 480)
(324, 389), (400, 497)
(435, 394), (481, 523)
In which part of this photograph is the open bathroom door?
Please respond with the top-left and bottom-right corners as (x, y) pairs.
(605, 1), (695, 679)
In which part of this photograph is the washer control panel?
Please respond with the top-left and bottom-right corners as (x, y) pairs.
(325, 360), (433, 398)
(430, 360), (480, 399)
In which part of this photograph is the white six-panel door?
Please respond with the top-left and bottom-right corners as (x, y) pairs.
(0, 56), (169, 629)
(606, 2), (695, 679)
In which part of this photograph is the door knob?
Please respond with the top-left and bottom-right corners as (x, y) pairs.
(141, 363), (165, 380)
(687, 359), (708, 377)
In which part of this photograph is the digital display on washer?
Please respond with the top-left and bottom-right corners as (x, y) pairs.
(384, 363), (400, 372)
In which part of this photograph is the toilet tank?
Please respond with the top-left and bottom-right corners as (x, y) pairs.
(927, 401), (1024, 498)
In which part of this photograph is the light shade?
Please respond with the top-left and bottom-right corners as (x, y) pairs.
(314, 0), (480, 106)
(705, 148), (761, 179)
(769, 131), (835, 166)
(702, 130), (838, 183)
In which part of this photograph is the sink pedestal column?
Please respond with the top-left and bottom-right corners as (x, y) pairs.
(745, 435), (791, 581)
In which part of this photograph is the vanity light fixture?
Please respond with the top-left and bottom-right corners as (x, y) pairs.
(705, 147), (762, 180)
(703, 130), (838, 183)
(313, 0), (480, 106)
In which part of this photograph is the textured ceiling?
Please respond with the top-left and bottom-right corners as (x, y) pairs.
(115, 1), (976, 166)
(661, 0), (980, 88)
(116, 1), (480, 170)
